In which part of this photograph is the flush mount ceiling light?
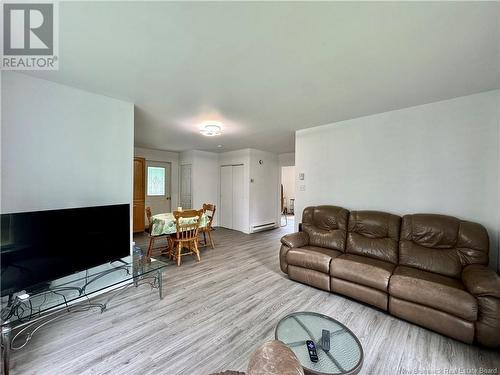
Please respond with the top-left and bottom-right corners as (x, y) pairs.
(200, 122), (223, 137)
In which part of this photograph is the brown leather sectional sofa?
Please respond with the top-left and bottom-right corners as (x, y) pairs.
(280, 206), (500, 347)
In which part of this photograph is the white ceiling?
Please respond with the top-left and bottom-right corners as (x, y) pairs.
(28, 1), (500, 153)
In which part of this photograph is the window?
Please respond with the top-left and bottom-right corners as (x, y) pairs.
(147, 167), (165, 196)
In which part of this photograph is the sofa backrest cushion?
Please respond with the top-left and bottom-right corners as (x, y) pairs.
(302, 206), (349, 252)
(347, 210), (401, 264)
(399, 214), (489, 278)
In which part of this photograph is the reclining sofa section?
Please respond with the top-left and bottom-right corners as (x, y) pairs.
(280, 205), (500, 347)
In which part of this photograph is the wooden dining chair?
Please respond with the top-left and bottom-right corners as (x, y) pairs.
(170, 209), (203, 266)
(199, 203), (216, 249)
(145, 207), (169, 258)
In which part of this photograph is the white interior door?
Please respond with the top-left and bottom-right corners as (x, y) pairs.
(145, 161), (171, 215)
(180, 164), (192, 209)
(232, 165), (245, 232)
(220, 165), (233, 228)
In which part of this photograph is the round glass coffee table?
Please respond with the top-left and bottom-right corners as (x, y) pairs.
(275, 312), (363, 375)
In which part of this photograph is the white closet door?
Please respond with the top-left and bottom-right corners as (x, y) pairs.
(232, 165), (245, 232)
(220, 166), (233, 228)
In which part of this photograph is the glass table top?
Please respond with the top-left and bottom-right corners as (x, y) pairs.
(275, 312), (363, 375)
(1, 255), (168, 327)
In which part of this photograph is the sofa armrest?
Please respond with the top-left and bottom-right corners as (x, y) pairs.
(279, 232), (309, 274)
(462, 264), (500, 298)
(280, 232), (309, 249)
(462, 264), (500, 347)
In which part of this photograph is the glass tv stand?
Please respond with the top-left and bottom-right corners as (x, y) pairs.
(0, 254), (169, 375)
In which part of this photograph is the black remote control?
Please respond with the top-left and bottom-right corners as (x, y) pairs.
(321, 329), (330, 352)
(306, 340), (319, 362)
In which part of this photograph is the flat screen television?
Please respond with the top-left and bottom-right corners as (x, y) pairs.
(0, 204), (130, 297)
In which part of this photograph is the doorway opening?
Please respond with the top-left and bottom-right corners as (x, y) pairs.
(280, 165), (295, 229)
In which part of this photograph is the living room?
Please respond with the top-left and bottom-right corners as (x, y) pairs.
(1, 1), (499, 375)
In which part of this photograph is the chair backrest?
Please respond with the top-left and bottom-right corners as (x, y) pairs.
(202, 203), (216, 229)
(174, 209), (203, 241)
(145, 207), (153, 228)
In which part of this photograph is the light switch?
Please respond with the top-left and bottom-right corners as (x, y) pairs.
(299, 185), (306, 191)
(299, 173), (305, 180)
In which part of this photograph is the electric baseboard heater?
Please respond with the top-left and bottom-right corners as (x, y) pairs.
(250, 222), (276, 233)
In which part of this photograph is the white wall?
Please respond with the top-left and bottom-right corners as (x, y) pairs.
(217, 149), (280, 232)
(192, 151), (219, 212)
(498, 91), (500, 272)
(219, 149), (251, 233)
(185, 150), (219, 225)
(296, 90), (500, 270)
(179, 150), (194, 165)
(135, 147), (180, 210)
(2, 72), (134, 217)
(279, 152), (295, 167)
(281, 166), (296, 211)
(249, 149), (279, 229)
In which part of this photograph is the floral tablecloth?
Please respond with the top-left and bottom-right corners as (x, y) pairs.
(150, 212), (208, 236)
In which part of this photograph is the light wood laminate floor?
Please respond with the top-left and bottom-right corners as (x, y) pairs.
(10, 218), (500, 374)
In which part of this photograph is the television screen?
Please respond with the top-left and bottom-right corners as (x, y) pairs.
(0, 204), (130, 297)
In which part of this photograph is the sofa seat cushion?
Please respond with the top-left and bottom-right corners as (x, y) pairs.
(286, 246), (342, 274)
(330, 254), (395, 292)
(389, 266), (477, 321)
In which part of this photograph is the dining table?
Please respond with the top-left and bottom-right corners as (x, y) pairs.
(150, 212), (209, 236)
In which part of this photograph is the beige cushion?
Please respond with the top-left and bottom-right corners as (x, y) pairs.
(247, 340), (304, 375)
